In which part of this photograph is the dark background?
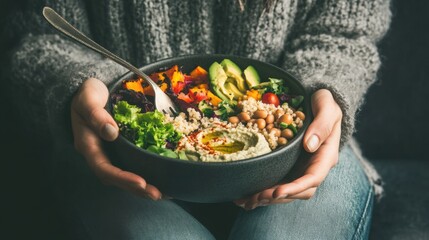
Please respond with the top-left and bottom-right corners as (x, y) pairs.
(1, 0), (428, 239)
(354, 0), (429, 159)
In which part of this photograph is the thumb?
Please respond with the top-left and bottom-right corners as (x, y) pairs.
(303, 89), (342, 153)
(72, 78), (119, 141)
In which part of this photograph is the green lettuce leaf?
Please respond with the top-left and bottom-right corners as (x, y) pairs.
(113, 101), (182, 150)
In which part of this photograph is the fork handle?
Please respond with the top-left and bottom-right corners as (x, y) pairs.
(42, 7), (159, 90)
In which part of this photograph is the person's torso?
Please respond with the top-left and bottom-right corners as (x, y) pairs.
(84, 0), (300, 67)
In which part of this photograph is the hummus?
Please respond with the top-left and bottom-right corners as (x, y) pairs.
(177, 124), (271, 162)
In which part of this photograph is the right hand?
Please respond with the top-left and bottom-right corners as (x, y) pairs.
(71, 78), (162, 200)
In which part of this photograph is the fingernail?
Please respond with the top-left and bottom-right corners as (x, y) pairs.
(307, 135), (319, 152)
(148, 194), (158, 201)
(102, 123), (118, 140)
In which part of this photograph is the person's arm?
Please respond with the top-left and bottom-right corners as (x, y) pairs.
(3, 1), (125, 142)
(283, 0), (392, 146)
(236, 0), (392, 209)
(10, 35), (126, 140)
(3, 2), (162, 199)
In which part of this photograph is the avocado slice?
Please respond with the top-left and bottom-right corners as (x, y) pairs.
(221, 59), (248, 93)
(243, 65), (260, 88)
(209, 62), (231, 102)
(225, 81), (244, 99)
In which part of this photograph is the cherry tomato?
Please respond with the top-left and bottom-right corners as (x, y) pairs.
(262, 92), (280, 106)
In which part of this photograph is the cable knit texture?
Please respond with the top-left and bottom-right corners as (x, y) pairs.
(1, 0), (391, 195)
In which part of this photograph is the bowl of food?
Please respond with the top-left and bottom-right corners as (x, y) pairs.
(106, 54), (311, 203)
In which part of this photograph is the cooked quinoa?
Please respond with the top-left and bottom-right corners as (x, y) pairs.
(164, 97), (304, 151)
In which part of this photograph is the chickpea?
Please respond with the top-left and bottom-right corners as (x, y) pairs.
(265, 114), (275, 124)
(228, 116), (240, 124)
(270, 128), (281, 137)
(253, 109), (268, 119)
(274, 109), (285, 119)
(256, 118), (266, 129)
(281, 128), (294, 139)
(238, 112), (251, 122)
(277, 137), (288, 145)
(295, 111), (306, 121)
(266, 123), (274, 131)
(277, 114), (294, 125)
(275, 109), (285, 115)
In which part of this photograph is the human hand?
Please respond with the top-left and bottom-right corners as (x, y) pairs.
(233, 89), (342, 210)
(71, 78), (162, 200)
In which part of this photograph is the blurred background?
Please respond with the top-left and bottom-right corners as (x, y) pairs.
(1, 0), (428, 239)
(354, 0), (429, 159)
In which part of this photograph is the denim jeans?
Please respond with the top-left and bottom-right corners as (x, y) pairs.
(51, 144), (374, 240)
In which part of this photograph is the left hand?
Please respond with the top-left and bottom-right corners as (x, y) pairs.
(71, 78), (163, 200)
(233, 89), (343, 210)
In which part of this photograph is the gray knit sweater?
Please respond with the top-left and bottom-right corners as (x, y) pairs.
(2, 0), (391, 196)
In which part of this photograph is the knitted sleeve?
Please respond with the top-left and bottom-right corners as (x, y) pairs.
(2, 1), (125, 143)
(282, 0), (392, 146)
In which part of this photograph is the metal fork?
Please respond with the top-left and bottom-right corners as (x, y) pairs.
(42, 7), (179, 116)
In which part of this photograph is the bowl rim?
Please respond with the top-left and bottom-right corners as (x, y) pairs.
(107, 53), (312, 167)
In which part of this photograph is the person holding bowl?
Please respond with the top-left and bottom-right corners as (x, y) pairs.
(2, 0), (391, 239)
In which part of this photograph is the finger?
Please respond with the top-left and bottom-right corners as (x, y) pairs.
(274, 121), (341, 198)
(281, 187), (317, 200)
(241, 185), (283, 208)
(304, 89), (342, 153)
(81, 130), (147, 192)
(130, 183), (162, 200)
(272, 156), (327, 198)
(234, 192), (263, 210)
(257, 186), (278, 201)
(244, 193), (262, 210)
(73, 113), (162, 200)
(259, 186), (317, 201)
(89, 150), (162, 200)
(259, 198), (295, 206)
(145, 184), (163, 200)
(72, 78), (119, 141)
(249, 188), (282, 209)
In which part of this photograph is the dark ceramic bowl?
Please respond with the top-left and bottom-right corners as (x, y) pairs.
(106, 54), (311, 203)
